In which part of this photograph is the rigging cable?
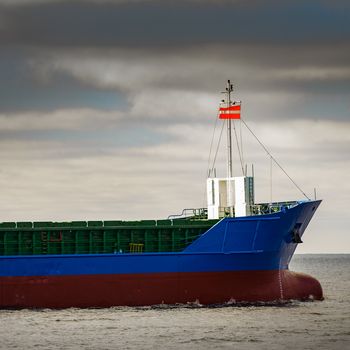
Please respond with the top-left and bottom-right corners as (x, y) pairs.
(241, 118), (311, 200)
(270, 155), (273, 204)
(206, 112), (219, 177)
(203, 111), (221, 208)
(232, 120), (245, 175)
(210, 119), (226, 174)
(239, 114), (244, 174)
(203, 111), (224, 208)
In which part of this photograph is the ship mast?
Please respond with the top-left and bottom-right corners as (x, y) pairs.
(224, 80), (234, 215)
(225, 80), (234, 179)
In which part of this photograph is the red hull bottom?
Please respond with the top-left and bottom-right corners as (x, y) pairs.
(0, 270), (323, 309)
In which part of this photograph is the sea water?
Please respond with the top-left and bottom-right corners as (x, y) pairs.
(0, 255), (349, 350)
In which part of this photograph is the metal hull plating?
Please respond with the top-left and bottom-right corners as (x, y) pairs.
(1, 270), (322, 308)
(0, 201), (322, 308)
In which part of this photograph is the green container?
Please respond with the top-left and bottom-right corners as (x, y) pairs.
(0, 218), (218, 256)
(17, 222), (33, 229)
(71, 221), (87, 228)
(156, 220), (172, 226)
(88, 221), (103, 227)
(34, 222), (54, 228)
(103, 221), (124, 227)
(0, 222), (16, 229)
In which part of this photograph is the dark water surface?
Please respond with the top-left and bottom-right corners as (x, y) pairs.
(1, 254), (349, 349)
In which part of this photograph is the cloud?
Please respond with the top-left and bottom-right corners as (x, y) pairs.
(0, 0), (349, 252)
(0, 0), (206, 5)
(13, 46), (347, 122)
(45, 45), (350, 86)
(1, 0), (349, 120)
(0, 108), (121, 131)
(1, 1), (349, 47)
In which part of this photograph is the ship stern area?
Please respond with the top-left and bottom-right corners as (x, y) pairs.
(184, 200), (323, 303)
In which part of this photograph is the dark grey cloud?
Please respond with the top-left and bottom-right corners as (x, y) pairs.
(1, 0), (349, 47)
(0, 0), (349, 121)
(0, 57), (125, 112)
(1, 45), (349, 122)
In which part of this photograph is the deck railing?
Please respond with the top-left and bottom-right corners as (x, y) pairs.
(217, 201), (298, 217)
(169, 201), (299, 221)
(167, 208), (208, 220)
(248, 201), (298, 215)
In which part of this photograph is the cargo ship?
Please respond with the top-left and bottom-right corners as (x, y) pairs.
(0, 81), (322, 308)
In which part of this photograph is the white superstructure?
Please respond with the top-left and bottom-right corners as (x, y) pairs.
(206, 176), (254, 219)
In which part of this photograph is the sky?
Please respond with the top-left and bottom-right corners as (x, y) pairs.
(0, 0), (349, 253)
